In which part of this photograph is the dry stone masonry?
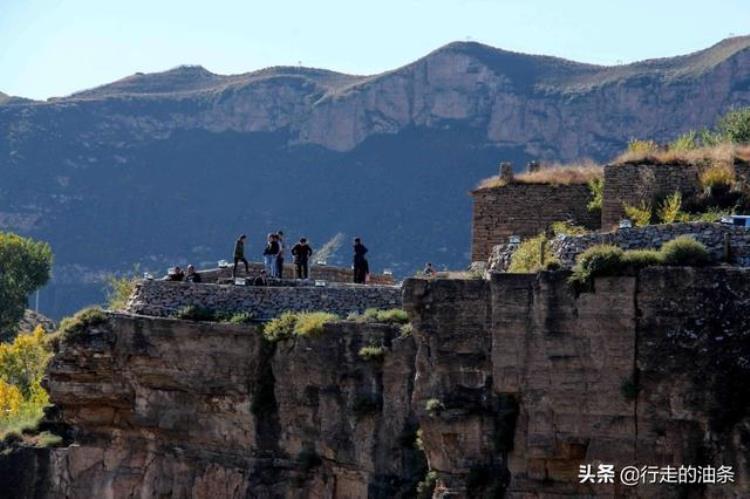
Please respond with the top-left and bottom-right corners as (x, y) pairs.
(471, 182), (599, 262)
(551, 221), (750, 267)
(601, 162), (703, 229)
(125, 280), (402, 320)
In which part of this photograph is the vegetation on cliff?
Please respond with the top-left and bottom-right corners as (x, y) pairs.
(0, 327), (52, 437)
(569, 236), (710, 288)
(0, 232), (53, 339)
(507, 221), (587, 273)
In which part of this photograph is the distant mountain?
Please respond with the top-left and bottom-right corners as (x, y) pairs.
(2, 36), (750, 318)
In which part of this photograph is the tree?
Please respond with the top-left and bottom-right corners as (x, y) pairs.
(716, 107), (750, 144)
(0, 232), (53, 338)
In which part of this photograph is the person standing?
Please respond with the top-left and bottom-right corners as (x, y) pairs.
(291, 238), (313, 279)
(352, 237), (369, 284)
(233, 234), (249, 278)
(276, 230), (285, 279)
(263, 233), (280, 277)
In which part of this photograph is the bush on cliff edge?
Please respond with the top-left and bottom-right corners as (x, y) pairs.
(570, 237), (710, 289)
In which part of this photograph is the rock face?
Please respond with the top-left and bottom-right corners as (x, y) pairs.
(27, 314), (422, 498)
(403, 268), (749, 497)
(3, 37), (750, 319)
(2, 267), (749, 498)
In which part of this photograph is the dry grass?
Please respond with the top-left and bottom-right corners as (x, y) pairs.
(614, 143), (750, 167)
(476, 161), (603, 190)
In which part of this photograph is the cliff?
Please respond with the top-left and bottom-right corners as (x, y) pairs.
(3, 36), (750, 318)
(1, 267), (748, 497)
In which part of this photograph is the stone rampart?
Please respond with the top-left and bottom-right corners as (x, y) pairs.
(125, 280), (402, 319)
(551, 221), (750, 267)
(471, 183), (599, 263)
(197, 262), (394, 285)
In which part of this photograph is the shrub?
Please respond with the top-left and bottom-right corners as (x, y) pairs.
(657, 192), (683, 223)
(670, 131), (699, 151)
(660, 236), (710, 267)
(294, 312), (338, 336)
(348, 308), (409, 324)
(374, 308), (409, 324)
(587, 177), (604, 213)
(57, 307), (107, 340)
(358, 345), (385, 361)
(623, 201), (652, 227)
(0, 327), (52, 438)
(627, 139), (659, 155)
(507, 233), (553, 273)
(621, 249), (663, 270)
(699, 164), (735, 192)
(176, 305), (216, 322)
(104, 274), (136, 310)
(425, 398), (445, 415)
(224, 312), (255, 325)
(263, 311), (339, 342)
(550, 221), (588, 236)
(263, 312), (298, 342)
(569, 245), (624, 289)
(716, 107), (750, 144)
(399, 323), (414, 337)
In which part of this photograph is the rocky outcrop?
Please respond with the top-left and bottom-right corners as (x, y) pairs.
(403, 268), (749, 497)
(18, 314), (422, 498)
(2, 267), (749, 497)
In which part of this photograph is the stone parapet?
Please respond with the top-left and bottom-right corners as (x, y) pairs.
(125, 280), (402, 320)
(551, 221), (750, 267)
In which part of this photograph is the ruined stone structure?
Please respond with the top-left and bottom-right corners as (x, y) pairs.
(601, 162), (703, 229)
(2, 268), (748, 498)
(125, 280), (402, 320)
(471, 180), (599, 263)
(198, 263), (394, 285)
(552, 221), (750, 267)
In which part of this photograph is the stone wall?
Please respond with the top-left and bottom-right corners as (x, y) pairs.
(197, 262), (395, 285)
(601, 163), (702, 229)
(471, 183), (599, 262)
(552, 221), (750, 267)
(125, 280), (402, 319)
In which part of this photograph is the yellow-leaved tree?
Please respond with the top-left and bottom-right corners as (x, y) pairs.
(0, 326), (52, 435)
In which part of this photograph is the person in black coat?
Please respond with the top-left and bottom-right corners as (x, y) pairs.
(233, 234), (249, 278)
(352, 237), (369, 284)
(291, 238), (313, 279)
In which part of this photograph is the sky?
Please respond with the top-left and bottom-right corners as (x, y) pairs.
(1, 0), (749, 100)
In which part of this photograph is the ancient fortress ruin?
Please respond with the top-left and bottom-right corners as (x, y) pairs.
(2, 157), (749, 498)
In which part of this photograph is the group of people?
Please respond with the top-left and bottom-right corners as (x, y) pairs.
(233, 232), (370, 284)
(233, 232), (316, 280)
(164, 264), (202, 282)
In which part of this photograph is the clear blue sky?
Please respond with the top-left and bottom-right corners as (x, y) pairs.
(2, 0), (749, 100)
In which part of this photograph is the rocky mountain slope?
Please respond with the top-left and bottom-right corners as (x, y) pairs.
(2, 36), (750, 318)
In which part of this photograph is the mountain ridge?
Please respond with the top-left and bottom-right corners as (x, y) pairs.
(5, 35), (749, 104)
(1, 36), (750, 319)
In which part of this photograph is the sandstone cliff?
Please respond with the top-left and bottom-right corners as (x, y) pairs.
(1, 267), (748, 498)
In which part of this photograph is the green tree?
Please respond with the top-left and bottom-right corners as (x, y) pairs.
(716, 107), (750, 144)
(0, 232), (53, 337)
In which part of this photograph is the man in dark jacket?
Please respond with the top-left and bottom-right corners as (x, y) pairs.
(233, 234), (249, 278)
(291, 238), (313, 279)
(352, 237), (368, 284)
